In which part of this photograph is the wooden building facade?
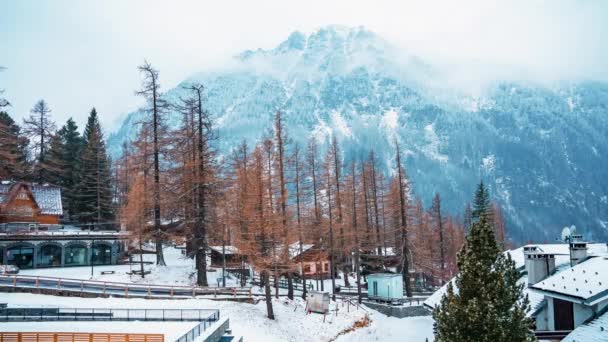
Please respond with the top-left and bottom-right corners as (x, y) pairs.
(0, 182), (63, 226)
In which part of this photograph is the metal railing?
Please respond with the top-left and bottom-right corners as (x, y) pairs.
(0, 274), (252, 298)
(0, 308), (220, 322)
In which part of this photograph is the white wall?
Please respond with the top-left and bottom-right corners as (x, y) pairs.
(573, 302), (594, 327)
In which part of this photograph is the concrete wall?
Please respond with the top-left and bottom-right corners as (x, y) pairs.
(363, 301), (431, 318)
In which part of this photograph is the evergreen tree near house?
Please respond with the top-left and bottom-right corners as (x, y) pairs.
(0, 111), (29, 179)
(44, 133), (65, 187)
(44, 118), (85, 219)
(76, 108), (114, 227)
(433, 182), (535, 342)
(58, 119), (85, 218)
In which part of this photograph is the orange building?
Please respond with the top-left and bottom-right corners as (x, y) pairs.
(0, 182), (63, 225)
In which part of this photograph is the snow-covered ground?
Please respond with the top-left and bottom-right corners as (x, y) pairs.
(6, 246), (436, 341)
(20, 247), (242, 287)
(336, 313), (435, 342)
(0, 292), (375, 342)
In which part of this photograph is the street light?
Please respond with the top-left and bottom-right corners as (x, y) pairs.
(90, 239), (94, 278)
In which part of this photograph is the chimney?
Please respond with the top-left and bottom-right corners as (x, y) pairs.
(569, 234), (588, 266)
(524, 246), (556, 287)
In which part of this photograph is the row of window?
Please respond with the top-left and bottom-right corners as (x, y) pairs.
(1, 244), (113, 269)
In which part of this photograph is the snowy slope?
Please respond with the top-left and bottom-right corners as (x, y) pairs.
(107, 26), (608, 242)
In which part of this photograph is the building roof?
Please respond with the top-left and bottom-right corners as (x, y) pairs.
(532, 256), (608, 305)
(288, 242), (314, 259)
(507, 243), (608, 270)
(562, 309), (608, 342)
(0, 183), (63, 216)
(208, 245), (240, 255)
(368, 273), (401, 279)
(424, 243), (608, 313)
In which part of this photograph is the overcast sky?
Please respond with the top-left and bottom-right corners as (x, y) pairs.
(1, 0), (607, 132)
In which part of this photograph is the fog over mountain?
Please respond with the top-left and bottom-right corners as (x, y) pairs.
(108, 26), (608, 242)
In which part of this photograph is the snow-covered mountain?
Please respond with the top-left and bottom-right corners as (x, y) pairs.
(108, 26), (608, 242)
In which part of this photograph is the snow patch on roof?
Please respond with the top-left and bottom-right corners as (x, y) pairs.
(563, 309), (608, 342)
(533, 256), (608, 303)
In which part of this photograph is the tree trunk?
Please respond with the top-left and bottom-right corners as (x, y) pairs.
(327, 171), (336, 301)
(352, 161), (362, 304)
(262, 270), (275, 320)
(396, 143), (412, 297)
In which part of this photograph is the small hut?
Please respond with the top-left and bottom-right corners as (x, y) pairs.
(367, 273), (403, 303)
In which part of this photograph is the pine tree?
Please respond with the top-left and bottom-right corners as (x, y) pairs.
(23, 99), (56, 182)
(429, 193), (446, 284)
(433, 182), (535, 342)
(44, 133), (65, 187)
(0, 111), (29, 179)
(472, 181), (491, 221)
(76, 108), (114, 227)
(56, 119), (85, 219)
(137, 61), (169, 266)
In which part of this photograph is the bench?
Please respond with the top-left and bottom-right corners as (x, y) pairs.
(100, 271), (115, 275)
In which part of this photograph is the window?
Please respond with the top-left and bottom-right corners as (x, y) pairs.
(6, 245), (34, 269)
(65, 245), (87, 266)
(304, 264), (311, 273)
(92, 244), (112, 265)
(38, 244), (62, 267)
(324, 262), (329, 272)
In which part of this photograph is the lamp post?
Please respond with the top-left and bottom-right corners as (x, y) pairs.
(90, 239), (94, 278)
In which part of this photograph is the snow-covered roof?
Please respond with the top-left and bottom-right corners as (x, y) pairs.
(31, 185), (63, 215)
(532, 256), (608, 305)
(288, 241), (314, 259)
(424, 243), (608, 313)
(208, 245), (240, 255)
(0, 183), (62, 215)
(562, 310), (608, 342)
(507, 243), (608, 270)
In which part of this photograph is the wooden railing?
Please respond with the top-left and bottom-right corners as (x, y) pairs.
(0, 332), (163, 342)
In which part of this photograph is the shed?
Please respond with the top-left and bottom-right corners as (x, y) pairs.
(367, 273), (403, 302)
(306, 291), (330, 314)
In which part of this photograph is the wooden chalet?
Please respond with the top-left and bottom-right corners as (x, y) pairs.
(0, 182), (63, 226)
(292, 245), (330, 278)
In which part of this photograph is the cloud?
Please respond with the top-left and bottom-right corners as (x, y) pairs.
(0, 0), (606, 132)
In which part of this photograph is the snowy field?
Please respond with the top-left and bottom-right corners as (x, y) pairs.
(6, 246), (436, 341)
(20, 247), (240, 287)
(20, 246), (358, 293)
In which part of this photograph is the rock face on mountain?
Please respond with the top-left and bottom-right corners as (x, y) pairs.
(108, 26), (608, 242)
